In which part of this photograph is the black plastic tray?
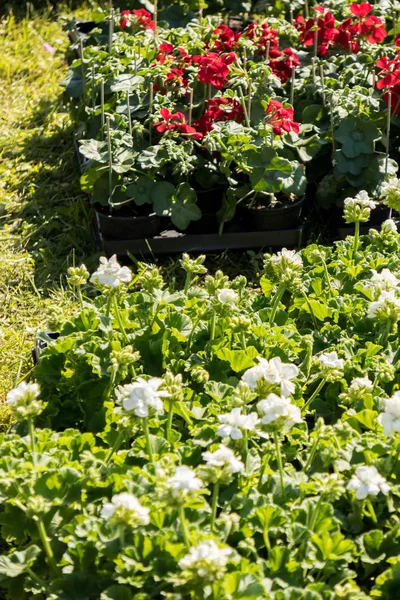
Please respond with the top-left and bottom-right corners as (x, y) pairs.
(92, 212), (305, 256)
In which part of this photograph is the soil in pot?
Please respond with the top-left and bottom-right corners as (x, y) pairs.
(94, 204), (161, 240)
(241, 194), (306, 231)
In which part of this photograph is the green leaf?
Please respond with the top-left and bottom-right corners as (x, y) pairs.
(170, 183), (202, 230)
(110, 74), (144, 93)
(224, 572), (265, 599)
(0, 545), (41, 578)
(334, 116), (380, 159)
(306, 299), (330, 322)
(79, 139), (108, 163)
(101, 585), (133, 600)
(152, 181), (175, 217)
(215, 347), (258, 372)
(127, 176), (154, 206)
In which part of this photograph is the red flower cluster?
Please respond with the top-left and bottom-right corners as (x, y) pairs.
(270, 49), (300, 83)
(349, 2), (386, 43)
(212, 24), (241, 52)
(120, 9), (155, 31)
(154, 109), (203, 140)
(295, 3), (386, 56)
(295, 7), (338, 56)
(195, 97), (244, 134)
(243, 22), (281, 57)
(265, 100), (300, 136)
(192, 52), (237, 89)
(376, 54), (400, 114)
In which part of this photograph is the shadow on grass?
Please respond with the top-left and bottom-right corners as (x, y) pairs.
(6, 94), (98, 292)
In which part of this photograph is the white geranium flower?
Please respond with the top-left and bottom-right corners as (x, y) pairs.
(217, 288), (238, 305)
(217, 408), (259, 440)
(348, 376), (373, 398)
(90, 255), (132, 288)
(270, 248), (303, 269)
(318, 351), (344, 371)
(166, 466), (203, 492)
(347, 466), (390, 500)
(6, 381), (39, 406)
(100, 492), (150, 525)
(378, 391), (400, 436)
(381, 219), (397, 235)
(257, 393), (302, 432)
(6, 381), (43, 420)
(368, 290), (400, 320)
(344, 191), (376, 224)
(381, 177), (400, 211)
(242, 356), (298, 397)
(203, 445), (244, 474)
(365, 269), (400, 294)
(179, 540), (232, 579)
(116, 377), (169, 418)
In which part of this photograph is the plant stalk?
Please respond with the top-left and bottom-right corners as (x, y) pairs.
(303, 376), (328, 410)
(210, 482), (220, 531)
(274, 432), (286, 501)
(269, 283), (286, 325)
(37, 518), (59, 576)
(179, 504), (191, 549)
(143, 417), (154, 463)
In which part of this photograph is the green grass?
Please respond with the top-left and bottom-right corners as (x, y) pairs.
(0, 6), (98, 412)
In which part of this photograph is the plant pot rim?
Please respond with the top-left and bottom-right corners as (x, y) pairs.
(245, 195), (305, 214)
(95, 206), (158, 222)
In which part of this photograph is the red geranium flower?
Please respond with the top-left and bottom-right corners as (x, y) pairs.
(166, 67), (188, 89)
(120, 9), (131, 28)
(213, 24), (241, 52)
(350, 2), (372, 17)
(376, 55), (400, 90)
(295, 7), (338, 55)
(154, 109), (203, 139)
(195, 97), (244, 134)
(270, 48), (300, 83)
(265, 99), (300, 135)
(192, 52), (236, 89)
(243, 22), (280, 57)
(133, 8), (155, 31)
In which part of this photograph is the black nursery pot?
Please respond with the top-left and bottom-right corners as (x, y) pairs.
(186, 186), (226, 234)
(95, 207), (161, 240)
(242, 196), (306, 231)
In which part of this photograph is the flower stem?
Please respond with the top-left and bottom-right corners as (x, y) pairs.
(27, 567), (47, 588)
(322, 258), (334, 297)
(112, 294), (129, 344)
(304, 431), (321, 471)
(105, 429), (125, 466)
(262, 528), (271, 552)
(352, 220), (360, 262)
(300, 289), (318, 330)
(142, 417), (154, 463)
(303, 376), (328, 411)
(274, 432), (286, 501)
(28, 417), (37, 473)
(179, 504), (191, 550)
(36, 517), (59, 576)
(366, 498), (378, 524)
(166, 400), (174, 442)
(184, 272), (192, 294)
(210, 482), (220, 531)
(119, 525), (125, 549)
(269, 284), (286, 325)
(210, 312), (216, 340)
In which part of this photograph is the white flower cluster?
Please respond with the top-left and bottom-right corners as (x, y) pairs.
(381, 177), (400, 211)
(242, 356), (298, 397)
(378, 391), (400, 436)
(257, 393), (302, 432)
(380, 219), (398, 235)
(217, 288), (238, 305)
(347, 466), (390, 500)
(6, 382), (43, 420)
(346, 377), (373, 402)
(367, 290), (400, 321)
(364, 269), (400, 297)
(101, 493), (150, 526)
(217, 408), (259, 440)
(317, 351), (344, 381)
(203, 444), (244, 476)
(166, 466), (203, 494)
(267, 248), (303, 287)
(179, 540), (232, 580)
(90, 255), (132, 288)
(343, 191), (376, 224)
(116, 377), (169, 418)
